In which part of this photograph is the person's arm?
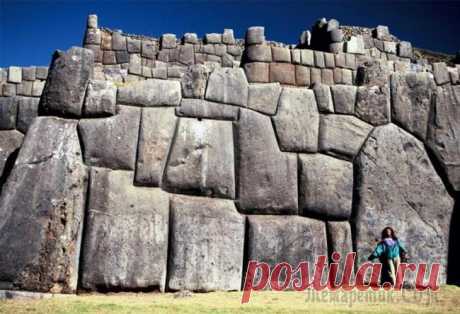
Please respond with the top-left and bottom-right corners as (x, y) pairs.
(368, 243), (384, 261)
(398, 240), (407, 254)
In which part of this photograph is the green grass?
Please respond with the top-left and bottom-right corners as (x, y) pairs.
(1, 285), (460, 314)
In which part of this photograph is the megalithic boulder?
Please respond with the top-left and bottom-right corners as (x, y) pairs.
(0, 117), (88, 293)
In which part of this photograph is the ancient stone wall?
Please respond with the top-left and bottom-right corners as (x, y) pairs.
(0, 15), (459, 294)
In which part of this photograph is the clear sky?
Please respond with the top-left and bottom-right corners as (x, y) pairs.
(1, 0), (459, 67)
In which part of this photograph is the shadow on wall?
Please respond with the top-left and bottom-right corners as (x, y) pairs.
(448, 193), (460, 285)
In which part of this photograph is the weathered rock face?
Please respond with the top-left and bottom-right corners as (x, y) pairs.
(168, 195), (244, 291)
(0, 97), (18, 130)
(205, 68), (248, 107)
(391, 72), (437, 140)
(163, 118), (235, 199)
(427, 85), (460, 191)
(135, 107), (177, 187)
(247, 216), (327, 283)
(0, 130), (23, 177)
(176, 99), (239, 120)
(181, 64), (210, 98)
(17, 97), (40, 133)
(326, 221), (353, 284)
(80, 168), (169, 291)
(299, 154), (353, 220)
(83, 79), (117, 116)
(0, 117), (87, 293)
(272, 88), (319, 152)
(354, 124), (454, 283)
(78, 106), (141, 170)
(40, 47), (94, 117)
(237, 109), (298, 214)
(247, 83), (281, 115)
(117, 79), (181, 107)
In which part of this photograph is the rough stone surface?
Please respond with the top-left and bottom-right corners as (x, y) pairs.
(40, 47), (94, 117)
(391, 72), (436, 140)
(319, 114), (373, 160)
(237, 109), (298, 214)
(135, 107), (177, 187)
(299, 154), (353, 219)
(81, 168), (169, 291)
(181, 65), (209, 99)
(247, 216), (327, 283)
(0, 130), (23, 176)
(355, 85), (391, 126)
(246, 26), (265, 45)
(163, 118), (235, 199)
(427, 85), (460, 191)
(118, 79), (181, 107)
(205, 68), (248, 107)
(313, 83), (334, 113)
(272, 88), (319, 152)
(330, 85), (356, 115)
(168, 195), (244, 292)
(433, 62), (450, 85)
(78, 106), (140, 170)
(244, 62), (269, 83)
(246, 45), (272, 62)
(269, 63), (296, 85)
(83, 80), (117, 116)
(327, 221), (353, 283)
(176, 98), (239, 120)
(0, 97), (18, 130)
(247, 83), (281, 115)
(0, 117), (87, 293)
(17, 97), (39, 133)
(355, 124), (454, 283)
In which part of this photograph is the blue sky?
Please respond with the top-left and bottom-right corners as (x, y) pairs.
(1, 0), (459, 67)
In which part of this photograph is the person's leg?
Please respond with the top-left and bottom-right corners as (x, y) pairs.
(393, 256), (401, 286)
(387, 258), (396, 285)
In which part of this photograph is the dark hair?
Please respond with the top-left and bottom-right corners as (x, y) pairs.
(381, 226), (398, 240)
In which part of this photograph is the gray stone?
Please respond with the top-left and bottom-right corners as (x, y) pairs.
(237, 109), (298, 214)
(102, 51), (116, 65)
(78, 106), (140, 170)
(326, 18), (339, 31)
(163, 118), (235, 199)
(319, 114), (373, 160)
(427, 85), (460, 191)
(135, 107), (176, 187)
(222, 29), (235, 44)
(356, 85), (391, 126)
(16, 81), (32, 96)
(272, 88), (319, 152)
(116, 51), (129, 64)
(244, 62), (269, 83)
(330, 85), (357, 114)
(329, 29), (344, 42)
(127, 37), (141, 53)
(272, 47), (291, 63)
(168, 195), (244, 291)
(81, 168), (169, 291)
(22, 67), (36, 81)
(314, 51), (325, 68)
(299, 154), (353, 219)
(205, 33), (222, 44)
(181, 64), (209, 99)
(35, 67), (48, 80)
(8, 67), (21, 83)
(269, 63), (296, 85)
(291, 49), (301, 64)
(356, 59), (390, 87)
(112, 32), (127, 50)
(87, 14), (98, 28)
(40, 47), (94, 117)
(247, 216), (327, 284)
(118, 79), (181, 106)
(141, 40), (157, 59)
(398, 41), (412, 58)
(183, 33), (198, 44)
(327, 221), (353, 284)
(176, 98), (239, 120)
(324, 52), (335, 68)
(84, 28), (101, 45)
(295, 65), (310, 86)
(3, 84), (16, 97)
(0, 117), (87, 293)
(313, 83), (334, 113)
(83, 80), (117, 116)
(374, 25), (390, 40)
(247, 83), (281, 115)
(0, 97), (18, 130)
(205, 68), (248, 107)
(246, 26), (265, 45)
(310, 68), (322, 85)
(0, 130), (23, 176)
(391, 72), (436, 140)
(383, 41), (397, 54)
(161, 33), (177, 49)
(301, 49), (314, 66)
(17, 97), (39, 133)
(355, 124), (454, 283)
(246, 45), (272, 62)
(321, 69), (334, 85)
(128, 54), (142, 75)
(345, 36), (365, 54)
(433, 62), (450, 85)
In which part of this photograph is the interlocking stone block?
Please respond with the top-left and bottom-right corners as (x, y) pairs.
(247, 83), (281, 115)
(118, 79), (181, 106)
(205, 67), (248, 106)
(330, 85), (357, 115)
(269, 63), (295, 85)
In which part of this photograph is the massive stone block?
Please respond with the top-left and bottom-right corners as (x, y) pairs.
(319, 114), (373, 160)
(326, 221), (353, 284)
(205, 68), (248, 107)
(175, 99), (239, 121)
(237, 109), (298, 214)
(299, 154), (353, 220)
(80, 168), (169, 291)
(391, 72), (437, 140)
(272, 87), (319, 152)
(135, 107), (177, 186)
(17, 97), (39, 133)
(40, 47), (94, 117)
(181, 64), (209, 99)
(247, 83), (281, 115)
(0, 97), (18, 130)
(355, 85), (390, 126)
(0, 130), (23, 177)
(117, 79), (181, 107)
(427, 85), (460, 191)
(83, 79), (117, 116)
(163, 118), (235, 199)
(0, 117), (87, 293)
(355, 124), (454, 283)
(78, 106), (140, 170)
(330, 85), (356, 115)
(247, 216), (327, 283)
(168, 195), (245, 291)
